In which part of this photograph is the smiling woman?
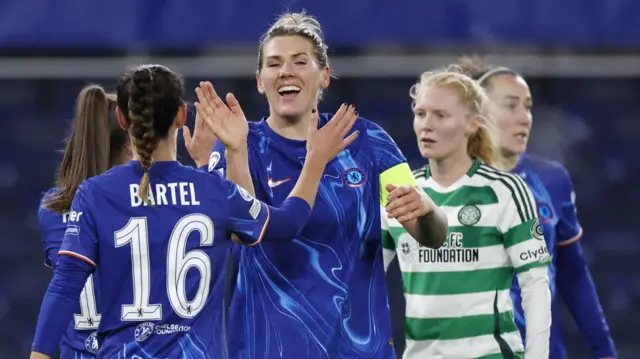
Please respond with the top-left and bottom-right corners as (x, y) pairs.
(201, 10), (448, 359)
(256, 12), (330, 130)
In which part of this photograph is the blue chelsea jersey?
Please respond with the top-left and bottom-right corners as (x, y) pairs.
(209, 114), (411, 359)
(39, 188), (101, 358)
(57, 161), (271, 359)
(510, 153), (583, 359)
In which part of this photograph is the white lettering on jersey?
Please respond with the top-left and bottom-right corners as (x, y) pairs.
(65, 210), (84, 222)
(62, 210), (83, 223)
(129, 182), (201, 207)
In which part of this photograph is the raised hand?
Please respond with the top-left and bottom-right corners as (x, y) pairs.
(306, 104), (359, 164)
(183, 105), (217, 168)
(385, 184), (436, 223)
(194, 81), (249, 152)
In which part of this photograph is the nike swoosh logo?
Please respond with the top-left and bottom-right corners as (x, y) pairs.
(268, 178), (292, 188)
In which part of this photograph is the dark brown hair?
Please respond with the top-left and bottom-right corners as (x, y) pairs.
(44, 85), (127, 213)
(116, 64), (184, 204)
(457, 55), (519, 89)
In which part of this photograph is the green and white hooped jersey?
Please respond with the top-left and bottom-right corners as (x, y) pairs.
(382, 159), (550, 359)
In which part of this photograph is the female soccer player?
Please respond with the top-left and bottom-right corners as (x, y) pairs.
(30, 64), (358, 359)
(38, 85), (130, 358)
(196, 11), (448, 359)
(458, 57), (617, 359)
(383, 67), (552, 358)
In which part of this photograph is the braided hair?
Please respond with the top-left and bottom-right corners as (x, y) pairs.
(116, 64), (184, 204)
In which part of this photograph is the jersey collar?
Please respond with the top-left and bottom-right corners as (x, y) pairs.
(424, 158), (482, 179)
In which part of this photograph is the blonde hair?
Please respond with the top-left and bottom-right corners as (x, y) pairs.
(410, 65), (501, 167)
(257, 11), (329, 72)
(257, 11), (331, 101)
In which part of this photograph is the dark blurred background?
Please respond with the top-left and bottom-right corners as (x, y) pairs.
(0, 1), (638, 358)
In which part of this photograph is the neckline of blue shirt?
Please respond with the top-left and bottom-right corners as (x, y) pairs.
(255, 114), (330, 150)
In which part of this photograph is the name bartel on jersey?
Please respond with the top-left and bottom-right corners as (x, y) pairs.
(129, 182), (200, 207)
(398, 232), (480, 264)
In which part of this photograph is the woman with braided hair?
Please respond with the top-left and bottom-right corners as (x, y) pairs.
(30, 64), (359, 359)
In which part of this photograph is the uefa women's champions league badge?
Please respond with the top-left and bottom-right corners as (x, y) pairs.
(342, 167), (366, 188)
(236, 184), (254, 201)
(208, 151), (221, 172)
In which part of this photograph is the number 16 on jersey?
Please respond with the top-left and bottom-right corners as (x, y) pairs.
(114, 214), (215, 321)
(74, 274), (101, 330)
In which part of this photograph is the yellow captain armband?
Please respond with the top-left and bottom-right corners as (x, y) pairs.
(379, 163), (417, 207)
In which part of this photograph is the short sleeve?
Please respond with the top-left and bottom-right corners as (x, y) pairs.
(38, 202), (66, 268)
(555, 167), (583, 246)
(499, 175), (551, 274)
(366, 121), (407, 173)
(225, 180), (270, 246)
(58, 183), (99, 267)
(363, 121), (417, 206)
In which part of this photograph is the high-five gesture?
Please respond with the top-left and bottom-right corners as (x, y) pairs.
(283, 104), (360, 210)
(183, 99), (217, 168)
(306, 104), (360, 164)
(194, 81), (249, 152)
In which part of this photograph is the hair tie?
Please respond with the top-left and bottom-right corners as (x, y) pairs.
(477, 67), (513, 85)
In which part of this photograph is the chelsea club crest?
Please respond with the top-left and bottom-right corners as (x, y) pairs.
(343, 167), (366, 188)
(84, 332), (99, 354)
(536, 202), (554, 222)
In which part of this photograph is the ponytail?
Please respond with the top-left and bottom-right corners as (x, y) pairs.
(411, 66), (502, 168)
(467, 125), (499, 167)
(44, 85), (113, 212)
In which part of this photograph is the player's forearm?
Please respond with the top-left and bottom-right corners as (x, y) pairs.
(261, 197), (312, 242)
(287, 154), (326, 208)
(557, 241), (617, 358)
(32, 255), (93, 355)
(193, 154), (209, 169)
(516, 266), (551, 358)
(404, 207), (448, 249)
(225, 146), (256, 197)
